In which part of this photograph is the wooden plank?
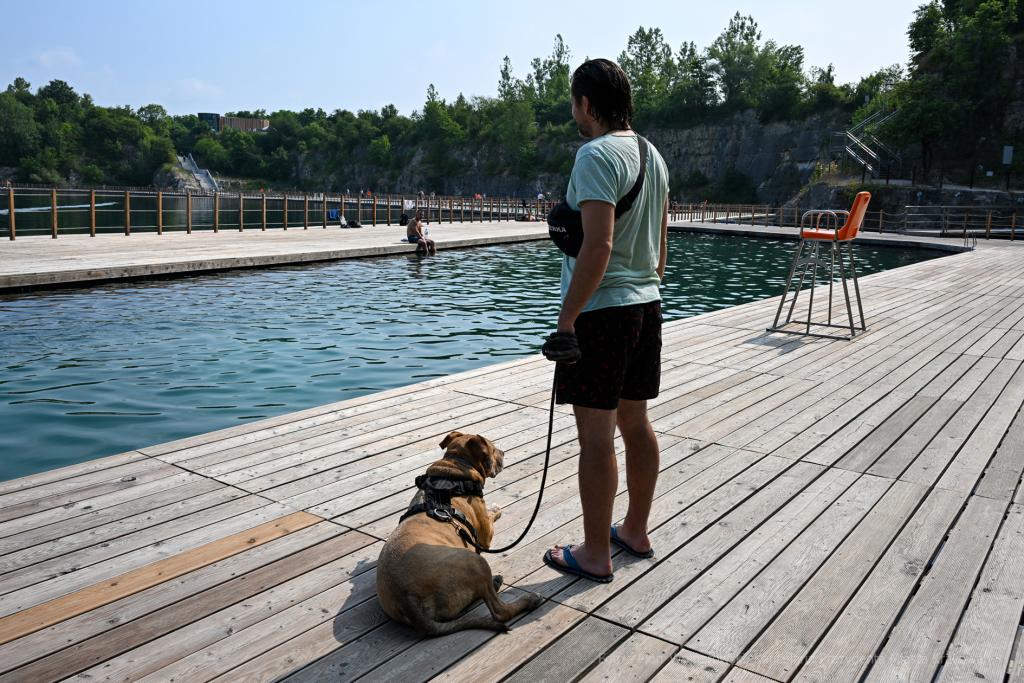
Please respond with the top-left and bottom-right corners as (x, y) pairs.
(933, 360), (1024, 494)
(800, 391), (920, 468)
(975, 373), (1024, 500)
(502, 616), (628, 683)
(830, 395), (938, 472)
(938, 504), (1024, 682)
(640, 467), (860, 644)
(793, 487), (966, 683)
(0, 451), (146, 499)
(208, 597), (407, 683)
(0, 469), (204, 542)
(0, 459), (185, 518)
(0, 492), (260, 599)
(860, 399), (963, 479)
(647, 648), (729, 683)
(738, 480), (928, 681)
(686, 474), (891, 663)
(82, 544), (381, 683)
(0, 510), (321, 644)
(0, 522), (349, 678)
(584, 461), (824, 625)
(864, 495), (1007, 683)
(348, 588), (537, 683)
(0, 484), (242, 574)
(575, 632), (676, 683)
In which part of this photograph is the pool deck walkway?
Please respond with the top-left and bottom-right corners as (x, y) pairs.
(4, 235), (1024, 682)
(0, 221), (551, 292)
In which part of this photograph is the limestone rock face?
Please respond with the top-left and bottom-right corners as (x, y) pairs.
(645, 110), (845, 205)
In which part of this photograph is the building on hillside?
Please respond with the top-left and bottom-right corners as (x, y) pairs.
(197, 113), (270, 133)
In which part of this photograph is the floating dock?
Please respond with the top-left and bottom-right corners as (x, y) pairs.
(1, 231), (1024, 682)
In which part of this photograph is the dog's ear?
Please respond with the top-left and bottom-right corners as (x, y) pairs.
(466, 435), (503, 478)
(440, 431), (464, 450)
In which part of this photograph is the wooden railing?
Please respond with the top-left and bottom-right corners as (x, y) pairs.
(0, 187), (553, 239)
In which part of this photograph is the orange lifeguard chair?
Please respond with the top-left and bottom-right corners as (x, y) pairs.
(769, 191), (870, 340)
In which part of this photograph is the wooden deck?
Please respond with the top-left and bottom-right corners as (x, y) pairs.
(3, 241), (1024, 682)
(0, 221), (550, 291)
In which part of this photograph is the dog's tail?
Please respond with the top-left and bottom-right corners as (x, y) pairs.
(406, 603), (509, 637)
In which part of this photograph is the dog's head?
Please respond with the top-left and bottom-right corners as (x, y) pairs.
(439, 431), (504, 479)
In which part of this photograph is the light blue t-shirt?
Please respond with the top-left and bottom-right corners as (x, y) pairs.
(561, 132), (669, 312)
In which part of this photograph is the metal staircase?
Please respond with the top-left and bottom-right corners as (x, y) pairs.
(830, 110), (902, 179)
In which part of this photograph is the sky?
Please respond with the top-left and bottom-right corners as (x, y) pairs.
(2, 0), (920, 118)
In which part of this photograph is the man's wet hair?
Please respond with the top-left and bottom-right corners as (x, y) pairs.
(570, 59), (633, 129)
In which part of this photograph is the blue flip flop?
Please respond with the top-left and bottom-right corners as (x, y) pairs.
(610, 525), (655, 558)
(543, 545), (614, 583)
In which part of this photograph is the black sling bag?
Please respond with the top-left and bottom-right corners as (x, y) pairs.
(547, 134), (648, 258)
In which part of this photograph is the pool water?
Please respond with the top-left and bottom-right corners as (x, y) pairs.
(0, 234), (944, 481)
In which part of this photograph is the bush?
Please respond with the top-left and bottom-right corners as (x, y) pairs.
(82, 164), (104, 184)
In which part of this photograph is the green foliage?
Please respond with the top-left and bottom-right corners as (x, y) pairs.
(0, 91), (40, 165)
(877, 0), (1018, 174)
(368, 135), (392, 166)
(82, 164), (104, 184)
(706, 167), (758, 203)
(193, 138), (228, 170)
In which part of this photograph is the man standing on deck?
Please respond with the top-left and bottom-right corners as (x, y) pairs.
(542, 58), (669, 582)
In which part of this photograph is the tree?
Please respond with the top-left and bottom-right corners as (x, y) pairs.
(618, 27), (673, 119)
(265, 147), (293, 179)
(880, 75), (957, 176)
(0, 91), (40, 165)
(193, 138), (228, 170)
(137, 104), (168, 129)
(36, 79), (78, 107)
(368, 135), (392, 166)
(707, 13), (762, 109)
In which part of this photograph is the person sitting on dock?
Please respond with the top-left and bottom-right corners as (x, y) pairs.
(407, 209), (436, 255)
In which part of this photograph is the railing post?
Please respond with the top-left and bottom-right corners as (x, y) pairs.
(186, 191), (192, 234)
(304, 194), (309, 229)
(386, 194), (391, 226)
(51, 188), (58, 239)
(879, 209), (883, 232)
(986, 211), (992, 240)
(261, 193), (266, 231)
(373, 195), (377, 226)
(323, 194), (328, 229)
(1012, 213), (1017, 242)
(124, 190), (130, 236)
(450, 197), (454, 224)
(91, 189), (97, 237)
(213, 192), (219, 233)
(239, 192), (244, 232)
(6, 187), (13, 240)
(283, 194), (288, 230)
(461, 197), (464, 222)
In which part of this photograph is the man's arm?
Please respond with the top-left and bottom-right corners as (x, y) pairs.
(557, 200), (615, 333)
(658, 197), (668, 281)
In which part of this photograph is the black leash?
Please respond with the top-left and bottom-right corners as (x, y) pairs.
(472, 366), (558, 553)
(401, 360), (563, 554)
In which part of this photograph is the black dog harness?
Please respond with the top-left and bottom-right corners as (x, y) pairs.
(398, 457), (485, 553)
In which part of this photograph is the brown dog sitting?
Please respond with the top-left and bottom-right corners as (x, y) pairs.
(376, 431), (543, 635)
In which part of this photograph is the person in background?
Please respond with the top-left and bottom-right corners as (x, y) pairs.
(406, 209), (436, 255)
